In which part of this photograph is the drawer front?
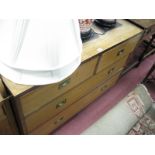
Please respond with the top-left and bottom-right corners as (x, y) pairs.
(96, 55), (128, 79)
(97, 34), (141, 73)
(20, 57), (98, 116)
(30, 74), (120, 135)
(25, 65), (123, 132)
(124, 34), (142, 53)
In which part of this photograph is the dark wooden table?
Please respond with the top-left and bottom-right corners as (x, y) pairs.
(124, 20), (155, 73)
(143, 63), (155, 83)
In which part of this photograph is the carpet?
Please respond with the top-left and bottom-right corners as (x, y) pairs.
(81, 84), (155, 135)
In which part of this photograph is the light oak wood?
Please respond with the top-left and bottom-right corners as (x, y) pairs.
(30, 74), (119, 134)
(20, 57), (98, 116)
(97, 34), (142, 73)
(97, 55), (129, 76)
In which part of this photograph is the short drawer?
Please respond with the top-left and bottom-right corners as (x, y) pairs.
(19, 56), (98, 116)
(97, 34), (141, 73)
(96, 55), (128, 79)
(25, 64), (122, 132)
(30, 73), (120, 135)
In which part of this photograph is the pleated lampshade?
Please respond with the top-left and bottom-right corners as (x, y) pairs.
(0, 20), (82, 85)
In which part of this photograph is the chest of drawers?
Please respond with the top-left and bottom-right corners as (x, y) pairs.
(1, 20), (143, 134)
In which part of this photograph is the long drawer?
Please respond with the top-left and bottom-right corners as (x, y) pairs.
(30, 73), (120, 135)
(19, 56), (98, 116)
(97, 34), (142, 73)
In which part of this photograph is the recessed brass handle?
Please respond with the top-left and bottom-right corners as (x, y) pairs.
(117, 49), (125, 56)
(58, 78), (70, 89)
(100, 85), (108, 91)
(108, 67), (115, 75)
(54, 116), (64, 125)
(56, 98), (67, 109)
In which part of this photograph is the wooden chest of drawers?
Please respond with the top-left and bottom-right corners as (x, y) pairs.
(1, 20), (143, 134)
(26, 59), (125, 133)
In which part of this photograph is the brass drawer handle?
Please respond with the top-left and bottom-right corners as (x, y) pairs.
(56, 98), (67, 109)
(54, 116), (64, 125)
(100, 85), (108, 91)
(108, 67), (115, 75)
(58, 78), (70, 89)
(117, 49), (125, 56)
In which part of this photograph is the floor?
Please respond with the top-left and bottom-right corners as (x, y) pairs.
(145, 81), (155, 100)
(52, 53), (155, 135)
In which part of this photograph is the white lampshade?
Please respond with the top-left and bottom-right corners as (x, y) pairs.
(0, 20), (82, 85)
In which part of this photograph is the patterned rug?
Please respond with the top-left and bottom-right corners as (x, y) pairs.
(128, 104), (155, 135)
